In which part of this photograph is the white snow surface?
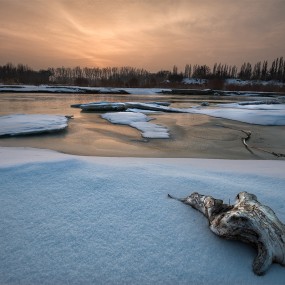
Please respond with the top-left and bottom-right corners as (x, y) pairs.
(0, 147), (285, 285)
(216, 101), (285, 110)
(125, 103), (285, 126)
(187, 107), (285, 125)
(120, 102), (285, 126)
(0, 114), (68, 136)
(101, 112), (169, 138)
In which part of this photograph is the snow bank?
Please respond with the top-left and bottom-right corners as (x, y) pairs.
(101, 112), (169, 138)
(0, 147), (284, 285)
(0, 114), (68, 136)
(0, 85), (170, 95)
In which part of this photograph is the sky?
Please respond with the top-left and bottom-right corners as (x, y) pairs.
(0, 0), (285, 72)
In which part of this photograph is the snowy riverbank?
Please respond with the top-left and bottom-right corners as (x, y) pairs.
(1, 84), (285, 96)
(1, 147), (285, 284)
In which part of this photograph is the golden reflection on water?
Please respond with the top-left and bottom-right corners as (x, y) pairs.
(0, 93), (283, 159)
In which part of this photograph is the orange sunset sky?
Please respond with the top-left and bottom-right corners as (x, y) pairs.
(0, 0), (285, 72)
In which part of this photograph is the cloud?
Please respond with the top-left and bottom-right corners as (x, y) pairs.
(0, 0), (284, 71)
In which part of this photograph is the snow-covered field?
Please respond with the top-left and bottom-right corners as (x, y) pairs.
(0, 147), (285, 285)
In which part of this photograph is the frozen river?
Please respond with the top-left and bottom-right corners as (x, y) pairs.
(0, 92), (284, 159)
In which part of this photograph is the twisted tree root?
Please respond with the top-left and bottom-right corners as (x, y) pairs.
(168, 192), (285, 275)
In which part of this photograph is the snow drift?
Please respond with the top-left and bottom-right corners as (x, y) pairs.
(0, 147), (285, 285)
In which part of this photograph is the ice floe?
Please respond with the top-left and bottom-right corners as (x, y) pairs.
(216, 101), (285, 110)
(124, 102), (183, 113)
(78, 101), (176, 113)
(186, 107), (285, 126)
(80, 102), (126, 112)
(128, 102), (285, 126)
(0, 114), (68, 136)
(101, 112), (169, 139)
(75, 98), (285, 128)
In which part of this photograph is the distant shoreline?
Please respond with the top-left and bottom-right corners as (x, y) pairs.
(1, 84), (285, 97)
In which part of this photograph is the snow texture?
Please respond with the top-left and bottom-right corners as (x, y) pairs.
(0, 147), (285, 285)
(99, 102), (285, 139)
(101, 111), (169, 139)
(0, 114), (68, 136)
(120, 102), (285, 126)
(216, 102), (285, 110)
(79, 101), (173, 112)
(125, 103), (285, 126)
(187, 106), (285, 125)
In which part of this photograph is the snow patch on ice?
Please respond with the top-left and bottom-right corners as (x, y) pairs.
(101, 112), (169, 139)
(123, 102), (285, 126)
(187, 107), (285, 126)
(216, 102), (285, 110)
(83, 100), (285, 126)
(0, 114), (68, 136)
(225, 78), (285, 87)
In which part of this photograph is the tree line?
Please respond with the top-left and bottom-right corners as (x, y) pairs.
(0, 57), (284, 87)
(0, 63), (52, 85)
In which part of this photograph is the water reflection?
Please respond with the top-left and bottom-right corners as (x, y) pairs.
(0, 92), (283, 159)
(0, 92), (251, 116)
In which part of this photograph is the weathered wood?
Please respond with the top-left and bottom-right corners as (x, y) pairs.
(168, 191), (285, 275)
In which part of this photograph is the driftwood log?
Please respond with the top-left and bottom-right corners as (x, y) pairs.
(168, 191), (285, 275)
